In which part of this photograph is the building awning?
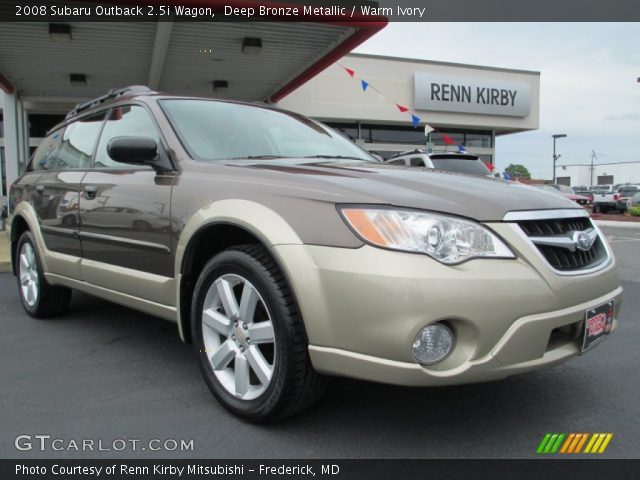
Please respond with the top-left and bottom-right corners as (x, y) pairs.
(0, 2), (385, 104)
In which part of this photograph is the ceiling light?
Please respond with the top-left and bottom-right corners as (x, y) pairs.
(49, 24), (72, 42)
(213, 80), (228, 91)
(70, 74), (87, 87)
(242, 37), (262, 54)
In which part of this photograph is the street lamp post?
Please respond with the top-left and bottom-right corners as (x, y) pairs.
(552, 134), (567, 183)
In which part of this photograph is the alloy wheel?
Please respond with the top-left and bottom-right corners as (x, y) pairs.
(19, 242), (39, 307)
(201, 274), (276, 400)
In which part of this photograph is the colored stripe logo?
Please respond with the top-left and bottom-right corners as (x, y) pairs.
(537, 433), (613, 454)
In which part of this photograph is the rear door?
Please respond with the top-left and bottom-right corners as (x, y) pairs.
(78, 104), (175, 302)
(30, 112), (106, 258)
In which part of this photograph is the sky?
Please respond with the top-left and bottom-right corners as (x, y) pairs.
(353, 23), (640, 179)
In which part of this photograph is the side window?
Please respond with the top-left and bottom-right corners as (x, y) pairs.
(55, 112), (106, 170)
(410, 157), (426, 167)
(30, 128), (65, 171)
(94, 105), (160, 169)
(387, 159), (406, 165)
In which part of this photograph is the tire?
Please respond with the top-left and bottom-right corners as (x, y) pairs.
(191, 244), (327, 422)
(16, 231), (72, 318)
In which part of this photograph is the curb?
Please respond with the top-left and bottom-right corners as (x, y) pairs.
(594, 220), (640, 229)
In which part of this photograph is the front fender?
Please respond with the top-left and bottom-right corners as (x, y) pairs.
(174, 199), (305, 341)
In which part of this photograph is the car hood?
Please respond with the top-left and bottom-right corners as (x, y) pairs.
(217, 160), (581, 222)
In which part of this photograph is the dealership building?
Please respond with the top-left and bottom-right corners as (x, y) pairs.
(278, 53), (540, 162)
(0, 21), (540, 205)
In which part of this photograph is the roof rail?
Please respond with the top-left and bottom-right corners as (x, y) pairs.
(65, 85), (155, 119)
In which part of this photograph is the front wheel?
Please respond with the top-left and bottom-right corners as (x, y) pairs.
(191, 245), (327, 422)
(16, 231), (71, 318)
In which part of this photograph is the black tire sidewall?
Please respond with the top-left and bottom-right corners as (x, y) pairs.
(191, 249), (295, 420)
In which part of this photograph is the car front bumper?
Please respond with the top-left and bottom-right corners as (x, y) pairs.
(273, 222), (622, 386)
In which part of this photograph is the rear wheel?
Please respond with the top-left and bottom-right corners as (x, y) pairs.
(191, 244), (327, 422)
(16, 231), (71, 318)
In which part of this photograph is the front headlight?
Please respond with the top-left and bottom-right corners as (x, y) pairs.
(339, 207), (515, 265)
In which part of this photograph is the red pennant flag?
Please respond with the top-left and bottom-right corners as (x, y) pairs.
(344, 67), (355, 78)
(484, 161), (495, 172)
(442, 134), (456, 145)
(396, 104), (409, 113)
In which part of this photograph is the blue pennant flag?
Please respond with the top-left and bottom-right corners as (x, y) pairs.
(458, 145), (467, 153)
(411, 114), (420, 128)
(502, 172), (512, 180)
(361, 80), (369, 92)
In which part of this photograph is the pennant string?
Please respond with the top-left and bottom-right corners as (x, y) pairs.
(335, 62), (483, 159)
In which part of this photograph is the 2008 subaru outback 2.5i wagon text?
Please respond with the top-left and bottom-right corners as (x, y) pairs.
(9, 86), (622, 421)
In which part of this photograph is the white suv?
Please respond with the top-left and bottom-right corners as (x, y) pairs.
(386, 151), (492, 176)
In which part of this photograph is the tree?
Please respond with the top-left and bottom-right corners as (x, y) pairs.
(504, 163), (531, 180)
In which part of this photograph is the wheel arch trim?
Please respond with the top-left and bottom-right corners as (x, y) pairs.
(175, 199), (304, 342)
(10, 202), (50, 274)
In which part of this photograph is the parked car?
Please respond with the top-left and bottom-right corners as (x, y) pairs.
(626, 192), (640, 210)
(591, 185), (614, 193)
(534, 184), (593, 209)
(593, 188), (621, 213)
(615, 185), (640, 212)
(385, 150), (492, 176)
(593, 184), (639, 213)
(572, 187), (594, 202)
(8, 86), (622, 421)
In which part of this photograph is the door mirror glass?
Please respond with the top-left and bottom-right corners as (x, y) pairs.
(107, 136), (158, 166)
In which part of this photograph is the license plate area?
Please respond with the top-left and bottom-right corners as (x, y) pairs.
(581, 300), (614, 352)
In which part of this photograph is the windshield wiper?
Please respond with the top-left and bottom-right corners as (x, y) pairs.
(302, 155), (365, 161)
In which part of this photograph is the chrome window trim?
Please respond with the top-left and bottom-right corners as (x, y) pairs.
(503, 209), (589, 221)
(506, 221), (613, 276)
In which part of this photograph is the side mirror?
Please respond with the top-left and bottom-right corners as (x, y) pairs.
(107, 136), (158, 166)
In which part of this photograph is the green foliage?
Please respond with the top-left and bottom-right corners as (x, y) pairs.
(504, 164), (532, 180)
(628, 206), (640, 217)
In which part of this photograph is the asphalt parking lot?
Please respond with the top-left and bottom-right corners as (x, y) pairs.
(1, 225), (638, 459)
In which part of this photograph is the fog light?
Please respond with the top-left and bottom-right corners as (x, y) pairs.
(412, 323), (454, 365)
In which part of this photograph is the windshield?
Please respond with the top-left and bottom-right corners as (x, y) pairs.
(430, 158), (491, 176)
(556, 184), (574, 194)
(161, 99), (373, 162)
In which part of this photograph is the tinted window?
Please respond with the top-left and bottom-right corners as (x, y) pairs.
(161, 100), (373, 162)
(363, 125), (425, 144)
(56, 112), (106, 170)
(430, 158), (491, 176)
(386, 159), (406, 165)
(94, 105), (159, 168)
(410, 157), (426, 167)
(31, 128), (65, 171)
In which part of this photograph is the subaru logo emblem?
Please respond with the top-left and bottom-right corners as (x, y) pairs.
(573, 230), (595, 251)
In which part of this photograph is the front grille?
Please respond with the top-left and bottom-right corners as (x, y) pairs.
(517, 217), (608, 272)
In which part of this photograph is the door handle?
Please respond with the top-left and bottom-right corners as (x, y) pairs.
(83, 185), (98, 199)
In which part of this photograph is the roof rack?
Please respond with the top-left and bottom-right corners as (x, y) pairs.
(65, 85), (155, 119)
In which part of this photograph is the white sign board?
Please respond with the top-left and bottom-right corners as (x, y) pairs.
(414, 73), (531, 117)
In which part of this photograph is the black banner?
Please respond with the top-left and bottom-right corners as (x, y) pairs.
(3, 459), (639, 480)
(1, 0), (639, 22)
